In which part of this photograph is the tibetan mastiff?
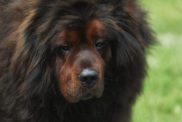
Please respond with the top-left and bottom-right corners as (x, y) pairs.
(0, 0), (154, 122)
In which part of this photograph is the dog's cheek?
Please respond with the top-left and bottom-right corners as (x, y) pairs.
(54, 58), (66, 93)
(56, 58), (81, 103)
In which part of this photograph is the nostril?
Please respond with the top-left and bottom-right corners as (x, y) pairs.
(78, 69), (98, 88)
(80, 75), (97, 83)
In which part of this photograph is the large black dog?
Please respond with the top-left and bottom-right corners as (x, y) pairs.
(0, 0), (153, 122)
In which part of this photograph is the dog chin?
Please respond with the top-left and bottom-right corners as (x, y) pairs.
(81, 90), (103, 101)
(64, 90), (103, 103)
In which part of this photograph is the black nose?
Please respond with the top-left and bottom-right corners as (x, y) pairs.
(78, 69), (98, 88)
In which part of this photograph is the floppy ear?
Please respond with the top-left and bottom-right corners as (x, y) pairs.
(107, 0), (154, 84)
(110, 30), (143, 68)
(8, 10), (56, 100)
(106, 0), (154, 49)
(10, 32), (53, 97)
(121, 0), (154, 47)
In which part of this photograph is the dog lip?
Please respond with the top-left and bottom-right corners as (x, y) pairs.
(81, 89), (103, 100)
(81, 93), (94, 100)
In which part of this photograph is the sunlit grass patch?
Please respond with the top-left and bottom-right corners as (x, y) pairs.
(133, 34), (182, 122)
(139, 0), (182, 34)
(133, 0), (182, 121)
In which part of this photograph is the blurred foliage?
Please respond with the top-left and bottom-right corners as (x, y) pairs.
(133, 0), (182, 122)
(140, 0), (182, 34)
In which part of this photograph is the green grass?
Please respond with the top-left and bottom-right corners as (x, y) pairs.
(139, 0), (182, 34)
(133, 0), (182, 122)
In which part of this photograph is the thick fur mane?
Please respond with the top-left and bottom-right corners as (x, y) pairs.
(0, 0), (154, 122)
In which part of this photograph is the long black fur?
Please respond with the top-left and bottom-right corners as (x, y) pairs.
(0, 0), (154, 122)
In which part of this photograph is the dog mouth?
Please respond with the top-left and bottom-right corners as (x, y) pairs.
(81, 92), (94, 100)
(61, 79), (104, 103)
(64, 88), (101, 103)
(80, 88), (103, 101)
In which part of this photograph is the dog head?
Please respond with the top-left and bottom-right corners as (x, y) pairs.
(11, 0), (151, 103)
(54, 19), (110, 102)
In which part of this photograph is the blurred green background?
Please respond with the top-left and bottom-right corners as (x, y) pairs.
(133, 0), (182, 122)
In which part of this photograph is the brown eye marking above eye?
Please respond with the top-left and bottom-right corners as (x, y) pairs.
(54, 31), (71, 56)
(85, 20), (107, 43)
(55, 31), (67, 46)
(66, 30), (80, 44)
(55, 30), (80, 46)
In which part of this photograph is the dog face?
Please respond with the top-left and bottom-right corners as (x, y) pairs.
(50, 3), (114, 103)
(54, 19), (111, 103)
(20, 1), (114, 103)
(13, 0), (144, 103)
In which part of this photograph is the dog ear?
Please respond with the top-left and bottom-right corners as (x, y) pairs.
(121, 0), (155, 47)
(110, 30), (143, 68)
(9, 16), (54, 97)
(106, 0), (154, 48)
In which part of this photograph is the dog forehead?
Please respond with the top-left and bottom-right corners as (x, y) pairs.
(56, 30), (80, 45)
(85, 19), (107, 39)
(56, 19), (106, 44)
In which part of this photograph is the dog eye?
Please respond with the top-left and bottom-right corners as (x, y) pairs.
(95, 40), (106, 50)
(57, 45), (71, 54)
